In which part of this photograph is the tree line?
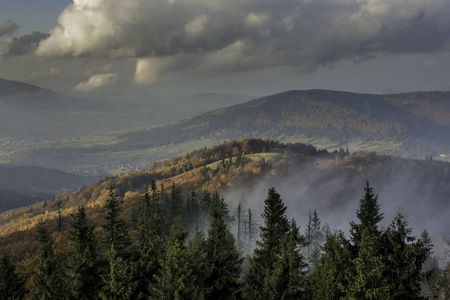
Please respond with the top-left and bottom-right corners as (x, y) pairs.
(1, 181), (449, 299)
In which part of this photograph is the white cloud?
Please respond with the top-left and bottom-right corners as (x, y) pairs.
(31, 0), (450, 82)
(75, 73), (118, 90)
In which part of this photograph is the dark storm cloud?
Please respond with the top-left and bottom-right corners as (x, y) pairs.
(6, 32), (50, 56)
(34, 0), (450, 81)
(0, 21), (19, 37)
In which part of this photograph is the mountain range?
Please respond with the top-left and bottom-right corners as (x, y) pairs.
(120, 89), (450, 156)
(1, 78), (449, 176)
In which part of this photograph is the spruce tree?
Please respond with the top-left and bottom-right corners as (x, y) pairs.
(101, 186), (131, 257)
(349, 182), (383, 252)
(100, 244), (136, 300)
(267, 219), (309, 300)
(383, 213), (428, 299)
(168, 182), (183, 223)
(0, 252), (26, 300)
(153, 218), (197, 299)
(247, 187), (289, 299)
(134, 192), (164, 299)
(30, 222), (65, 300)
(203, 200), (243, 299)
(208, 191), (233, 224)
(343, 226), (389, 300)
(66, 205), (101, 300)
(343, 182), (388, 300)
(312, 231), (351, 300)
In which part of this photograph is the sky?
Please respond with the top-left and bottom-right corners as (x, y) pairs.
(1, 0), (450, 98)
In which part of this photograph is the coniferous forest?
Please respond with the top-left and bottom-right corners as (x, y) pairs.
(1, 182), (449, 299)
(0, 139), (449, 299)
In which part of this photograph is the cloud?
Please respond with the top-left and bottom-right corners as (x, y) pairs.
(75, 73), (118, 91)
(5, 32), (49, 56)
(0, 21), (19, 37)
(34, 0), (450, 80)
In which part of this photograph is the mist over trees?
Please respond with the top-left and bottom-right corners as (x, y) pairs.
(4, 180), (448, 299)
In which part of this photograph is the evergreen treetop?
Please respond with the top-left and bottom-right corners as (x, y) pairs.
(101, 186), (131, 257)
(350, 181), (383, 248)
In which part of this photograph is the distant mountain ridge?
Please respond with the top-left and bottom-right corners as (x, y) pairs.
(0, 78), (54, 96)
(119, 89), (450, 157)
(0, 164), (95, 195)
(0, 164), (96, 213)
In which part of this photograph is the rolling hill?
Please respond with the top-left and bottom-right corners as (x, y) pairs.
(119, 90), (450, 155)
(2, 87), (449, 175)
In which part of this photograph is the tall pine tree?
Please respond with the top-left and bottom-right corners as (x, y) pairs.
(100, 244), (136, 300)
(134, 191), (164, 299)
(247, 187), (289, 299)
(203, 198), (243, 299)
(101, 186), (131, 257)
(30, 222), (65, 300)
(153, 218), (197, 300)
(343, 226), (389, 300)
(344, 182), (388, 299)
(382, 213), (428, 299)
(168, 182), (183, 223)
(66, 205), (101, 300)
(312, 231), (351, 300)
(267, 219), (309, 300)
(349, 182), (383, 252)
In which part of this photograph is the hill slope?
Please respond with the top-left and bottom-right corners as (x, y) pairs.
(120, 90), (450, 157)
(1, 139), (448, 241)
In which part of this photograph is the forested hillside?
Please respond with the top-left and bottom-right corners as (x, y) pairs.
(120, 90), (450, 157)
(0, 139), (449, 299)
